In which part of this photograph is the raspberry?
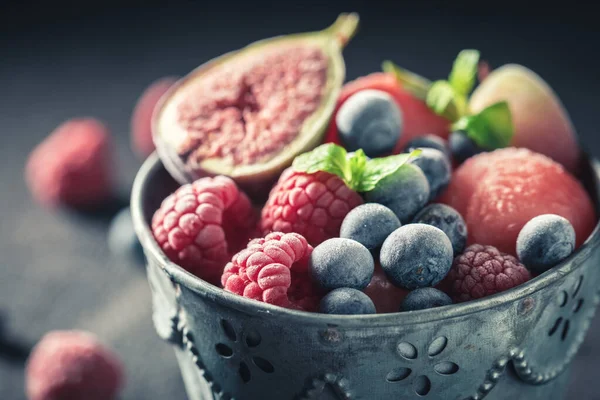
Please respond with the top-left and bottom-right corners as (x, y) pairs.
(222, 232), (323, 311)
(151, 176), (256, 284)
(25, 330), (124, 400)
(130, 76), (178, 158)
(260, 168), (363, 246)
(441, 244), (532, 303)
(25, 118), (113, 208)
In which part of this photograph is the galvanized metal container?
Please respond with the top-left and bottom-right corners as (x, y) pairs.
(132, 153), (600, 400)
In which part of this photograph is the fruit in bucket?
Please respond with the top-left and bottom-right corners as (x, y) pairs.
(143, 39), (597, 314)
(152, 13), (359, 199)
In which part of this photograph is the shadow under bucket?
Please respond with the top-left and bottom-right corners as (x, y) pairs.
(131, 153), (600, 400)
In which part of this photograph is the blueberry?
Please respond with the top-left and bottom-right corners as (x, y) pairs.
(319, 288), (376, 315)
(404, 134), (449, 157)
(401, 288), (453, 311)
(409, 148), (451, 200)
(107, 208), (145, 263)
(336, 89), (403, 158)
(340, 203), (401, 252)
(449, 131), (482, 164)
(412, 204), (467, 255)
(364, 163), (430, 224)
(380, 224), (453, 289)
(309, 238), (375, 290)
(516, 214), (576, 274)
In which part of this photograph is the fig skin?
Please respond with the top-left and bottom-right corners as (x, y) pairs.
(469, 64), (580, 172)
(152, 14), (360, 202)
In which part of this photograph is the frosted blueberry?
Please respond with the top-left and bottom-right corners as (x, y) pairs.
(380, 224), (453, 289)
(336, 89), (403, 158)
(412, 204), (467, 255)
(516, 214), (576, 274)
(309, 238), (375, 290)
(319, 288), (376, 315)
(364, 163), (430, 224)
(401, 287), (452, 311)
(340, 203), (401, 252)
(409, 148), (451, 200)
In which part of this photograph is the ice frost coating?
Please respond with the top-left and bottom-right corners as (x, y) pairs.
(176, 45), (328, 166)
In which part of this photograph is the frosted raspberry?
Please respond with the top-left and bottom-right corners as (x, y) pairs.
(130, 76), (178, 158)
(152, 175), (256, 284)
(25, 118), (113, 208)
(441, 244), (532, 303)
(222, 232), (323, 311)
(26, 330), (124, 400)
(260, 168), (363, 246)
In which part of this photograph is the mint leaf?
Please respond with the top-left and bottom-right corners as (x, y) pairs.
(448, 49), (480, 96)
(426, 81), (463, 121)
(357, 149), (421, 192)
(292, 143), (350, 182)
(453, 101), (513, 149)
(382, 60), (431, 100)
(347, 149), (368, 189)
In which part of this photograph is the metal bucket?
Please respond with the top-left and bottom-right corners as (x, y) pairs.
(132, 153), (600, 400)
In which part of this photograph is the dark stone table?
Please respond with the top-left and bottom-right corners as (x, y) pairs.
(1, 2), (599, 399)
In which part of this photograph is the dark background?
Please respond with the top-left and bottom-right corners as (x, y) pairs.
(1, 1), (600, 399)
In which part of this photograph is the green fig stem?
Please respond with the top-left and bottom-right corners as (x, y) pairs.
(325, 12), (360, 47)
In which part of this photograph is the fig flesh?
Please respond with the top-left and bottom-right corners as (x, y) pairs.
(153, 13), (359, 199)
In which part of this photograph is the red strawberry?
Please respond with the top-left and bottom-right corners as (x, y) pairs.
(324, 72), (450, 154)
(260, 168), (363, 246)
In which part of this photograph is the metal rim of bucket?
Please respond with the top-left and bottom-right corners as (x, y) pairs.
(131, 152), (600, 327)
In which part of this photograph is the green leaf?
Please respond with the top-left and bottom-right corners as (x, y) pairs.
(292, 143), (350, 182)
(357, 149), (422, 192)
(452, 101), (514, 149)
(382, 60), (431, 100)
(426, 81), (462, 121)
(347, 149), (368, 189)
(448, 49), (480, 96)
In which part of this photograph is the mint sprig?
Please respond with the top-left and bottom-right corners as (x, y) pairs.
(426, 80), (465, 121)
(291, 143), (350, 182)
(383, 50), (513, 151)
(449, 49), (480, 96)
(292, 144), (421, 192)
(425, 49), (480, 122)
(453, 101), (513, 149)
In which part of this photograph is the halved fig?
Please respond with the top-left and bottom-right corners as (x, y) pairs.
(152, 13), (359, 199)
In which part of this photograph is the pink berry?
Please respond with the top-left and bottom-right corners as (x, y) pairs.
(260, 168), (363, 246)
(26, 330), (124, 400)
(222, 232), (323, 310)
(441, 244), (531, 303)
(151, 175), (257, 284)
(25, 118), (113, 208)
